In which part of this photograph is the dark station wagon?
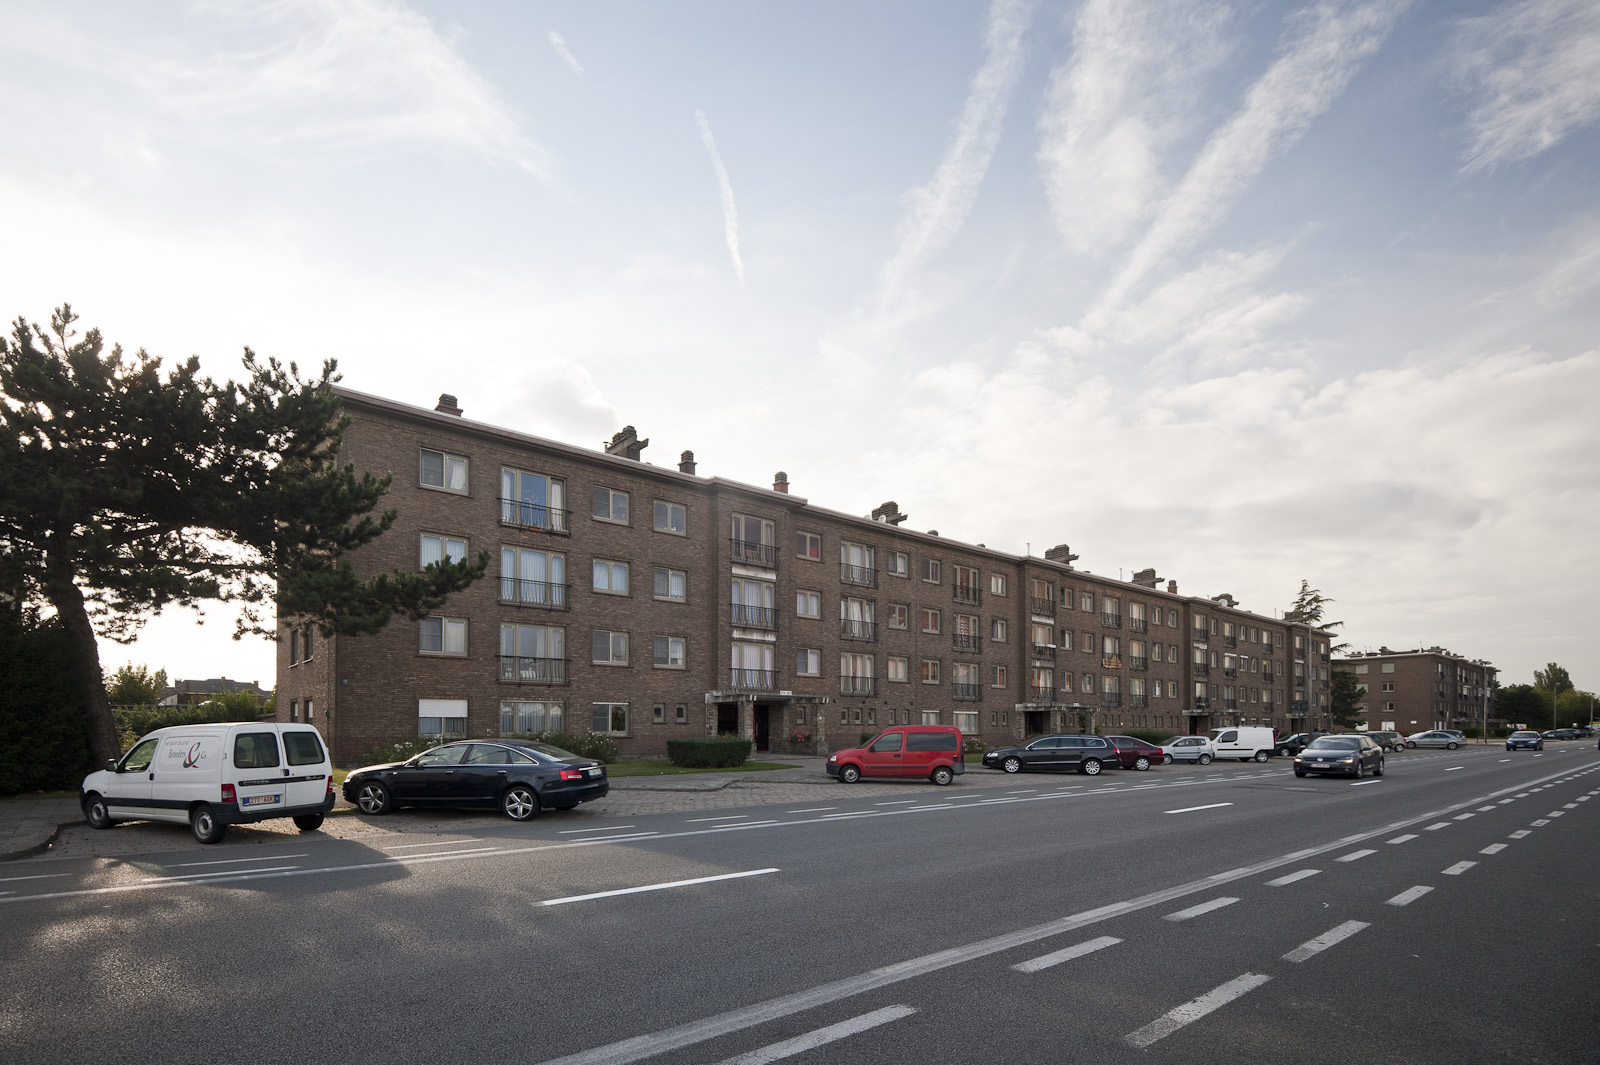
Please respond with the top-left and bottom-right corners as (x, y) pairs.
(343, 739), (608, 820)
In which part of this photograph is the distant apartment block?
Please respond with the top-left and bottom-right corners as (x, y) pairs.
(1337, 647), (1497, 733)
(276, 388), (1335, 763)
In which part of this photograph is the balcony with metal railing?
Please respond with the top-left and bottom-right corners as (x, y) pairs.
(499, 499), (571, 535)
(730, 538), (777, 567)
(1101, 692), (1122, 707)
(1102, 613), (1122, 629)
(1029, 643), (1055, 658)
(1294, 646), (1306, 660)
(839, 675), (877, 697)
(1029, 596), (1055, 617)
(1222, 635), (1237, 648)
(731, 604), (777, 629)
(1223, 667), (1238, 679)
(952, 633), (982, 654)
(952, 585), (982, 606)
(1262, 641), (1276, 654)
(499, 578), (570, 610)
(952, 682), (981, 702)
(1027, 684), (1055, 702)
(1193, 696), (1209, 709)
(1129, 656), (1148, 672)
(1223, 697), (1238, 709)
(729, 668), (778, 690)
(1130, 694), (1147, 708)
(839, 563), (878, 588)
(498, 656), (570, 685)
(1261, 670), (1276, 683)
(840, 618), (878, 642)
(1193, 662), (1209, 676)
(1129, 617), (1148, 633)
(1290, 699), (1310, 713)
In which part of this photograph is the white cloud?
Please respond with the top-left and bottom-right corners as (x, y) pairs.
(695, 110), (746, 289)
(548, 30), (584, 76)
(1451, 0), (1600, 173)
(1091, 0), (1409, 320)
(1037, 0), (1233, 257)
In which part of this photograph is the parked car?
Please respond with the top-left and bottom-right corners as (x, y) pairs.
(828, 725), (965, 784)
(982, 734), (1118, 776)
(1159, 735), (1215, 765)
(1294, 734), (1384, 778)
(1363, 731), (1407, 752)
(1106, 736), (1164, 771)
(1207, 726), (1277, 762)
(1506, 731), (1544, 751)
(1274, 732), (1327, 757)
(1405, 731), (1462, 750)
(1551, 728), (1585, 741)
(343, 739), (608, 820)
(80, 722), (335, 844)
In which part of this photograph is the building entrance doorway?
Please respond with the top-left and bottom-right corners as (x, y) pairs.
(754, 706), (770, 751)
(717, 703), (739, 735)
(1024, 710), (1049, 736)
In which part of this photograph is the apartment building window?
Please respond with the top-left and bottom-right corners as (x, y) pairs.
(922, 710), (941, 725)
(1081, 632), (1095, 655)
(887, 551), (909, 577)
(1058, 630), (1073, 652)
(676, 704), (687, 723)
(499, 624), (566, 683)
(954, 710), (979, 734)
(301, 629), (313, 661)
(653, 566), (687, 602)
(953, 613), (981, 651)
(653, 704), (664, 724)
(840, 654), (875, 695)
(592, 703), (629, 736)
(1130, 640), (1147, 669)
(591, 486), (629, 524)
(796, 531), (822, 561)
(1168, 644), (1179, 663)
(992, 665), (1007, 688)
(731, 642), (775, 688)
(289, 699), (298, 721)
(840, 597), (876, 640)
(841, 541), (877, 587)
(1380, 682), (1395, 692)
(1101, 595), (1121, 627)
(1102, 635), (1122, 668)
(921, 557), (941, 583)
(653, 636), (686, 669)
(420, 448), (468, 493)
(732, 578), (776, 628)
(1381, 663), (1395, 673)
(990, 573), (1007, 596)
(1129, 602), (1147, 632)
(796, 590), (821, 618)
(653, 501), (686, 534)
(1194, 615), (1208, 637)
(921, 608), (942, 634)
(502, 547), (567, 607)
(887, 603), (909, 630)
(1101, 675), (1122, 706)
(796, 649), (821, 676)
(418, 698), (466, 739)
(501, 701), (562, 734)
(420, 616), (467, 656)
(1080, 592), (1094, 613)
(501, 468), (567, 532)
(1384, 701), (1396, 712)
(1081, 673), (1095, 694)
(952, 565), (980, 604)
(921, 659), (941, 684)
(592, 629), (629, 665)
(1168, 609), (1179, 627)
(887, 656), (909, 682)
(953, 662), (980, 701)
(593, 559), (629, 594)
(1030, 621), (1052, 654)
(991, 618), (1008, 642)
(731, 514), (776, 566)
(421, 533), (467, 568)
(289, 631), (300, 665)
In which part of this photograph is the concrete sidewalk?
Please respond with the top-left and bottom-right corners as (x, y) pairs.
(0, 794), (82, 860)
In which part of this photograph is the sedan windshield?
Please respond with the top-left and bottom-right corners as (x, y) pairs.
(1306, 737), (1359, 751)
(1510, 732), (1538, 739)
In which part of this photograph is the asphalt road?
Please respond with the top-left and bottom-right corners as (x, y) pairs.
(3, 745), (1598, 1065)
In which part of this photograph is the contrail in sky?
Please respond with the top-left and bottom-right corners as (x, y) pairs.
(696, 109), (745, 288)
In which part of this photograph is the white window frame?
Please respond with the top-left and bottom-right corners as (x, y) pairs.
(420, 448), (468, 494)
(592, 702), (629, 736)
(887, 656), (909, 682)
(921, 557), (941, 584)
(991, 618), (1008, 642)
(593, 559), (629, 595)
(653, 500), (686, 535)
(653, 566), (687, 602)
(419, 616), (467, 656)
(592, 485), (630, 524)
(652, 635), (687, 669)
(887, 603), (909, 630)
(592, 629), (629, 665)
(796, 531), (822, 560)
(887, 551), (909, 577)
(418, 697), (466, 739)
(920, 608), (941, 634)
(992, 665), (1007, 688)
(921, 658), (941, 684)
(953, 710), (979, 734)
(500, 700), (563, 735)
(421, 533), (467, 568)
(990, 573), (1007, 596)
(796, 590), (822, 618)
(796, 648), (822, 676)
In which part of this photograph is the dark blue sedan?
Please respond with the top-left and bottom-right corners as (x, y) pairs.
(1506, 731), (1544, 750)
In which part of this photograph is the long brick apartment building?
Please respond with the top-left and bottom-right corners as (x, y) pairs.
(1337, 647), (1498, 735)
(276, 388), (1336, 764)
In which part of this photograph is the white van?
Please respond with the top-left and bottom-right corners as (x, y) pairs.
(1207, 726), (1277, 762)
(80, 722), (336, 844)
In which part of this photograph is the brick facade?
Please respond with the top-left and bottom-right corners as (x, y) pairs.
(1337, 647), (1498, 733)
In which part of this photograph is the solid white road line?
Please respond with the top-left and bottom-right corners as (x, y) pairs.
(1124, 973), (1272, 1048)
(785, 808), (836, 814)
(0, 873), (69, 883)
(1336, 850), (1375, 863)
(686, 815), (748, 823)
(1284, 920), (1370, 963)
(387, 847), (500, 860)
(381, 838), (484, 850)
(1480, 844), (1508, 855)
(1442, 861), (1477, 876)
(176, 853), (310, 867)
(1387, 886), (1433, 906)
(1266, 870), (1321, 887)
(142, 865), (301, 883)
(1164, 897), (1241, 922)
(1165, 803), (1233, 814)
(708, 1006), (916, 1065)
(1388, 834), (1418, 845)
(559, 825), (637, 834)
(1012, 935), (1123, 973)
(540, 868), (780, 907)
(1509, 830), (1532, 838)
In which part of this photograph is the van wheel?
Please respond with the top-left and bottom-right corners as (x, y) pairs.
(83, 794), (115, 830)
(930, 766), (954, 786)
(1080, 758), (1102, 776)
(356, 782), (392, 815)
(1253, 750), (1269, 763)
(1198, 753), (1213, 765)
(502, 785), (540, 821)
(1134, 757), (1151, 771)
(1002, 757), (1022, 774)
(293, 814), (324, 832)
(838, 764), (862, 784)
(1162, 754), (1174, 765)
(190, 804), (227, 845)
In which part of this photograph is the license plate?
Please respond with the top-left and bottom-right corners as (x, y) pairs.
(241, 794), (282, 807)
(585, 767), (602, 778)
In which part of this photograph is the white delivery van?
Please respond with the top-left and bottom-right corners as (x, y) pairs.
(1207, 726), (1277, 762)
(80, 722), (336, 844)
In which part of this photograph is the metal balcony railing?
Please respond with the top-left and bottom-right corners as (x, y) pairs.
(1028, 684), (1055, 702)
(499, 499), (571, 534)
(1222, 635), (1237, 648)
(1193, 696), (1209, 709)
(1129, 617), (1148, 633)
(1290, 699), (1309, 712)
(952, 585), (982, 606)
(1294, 647), (1306, 660)
(499, 578), (569, 609)
(1129, 656), (1148, 672)
(1101, 692), (1123, 707)
(731, 604), (777, 629)
(1029, 596), (1055, 617)
(1223, 697), (1238, 709)
(1130, 694), (1147, 708)
(953, 682), (981, 702)
(1223, 667), (1238, 678)
(1262, 641), (1276, 654)
(1102, 613), (1122, 629)
(840, 618), (878, 642)
(952, 633), (982, 654)
(729, 668), (777, 690)
(839, 675), (877, 696)
(1193, 663), (1209, 676)
(840, 563), (878, 588)
(730, 539), (777, 567)
(497, 656), (570, 685)
(1030, 643), (1055, 658)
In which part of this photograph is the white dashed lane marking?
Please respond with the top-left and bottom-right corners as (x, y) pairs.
(1335, 850), (1375, 863)
(1266, 870), (1321, 887)
(1442, 861), (1477, 876)
(1012, 935), (1122, 974)
(1165, 897), (1241, 922)
(1284, 920), (1370, 964)
(1124, 974), (1271, 1048)
(709, 1006), (917, 1065)
(1480, 844), (1508, 855)
(1387, 834), (1417, 845)
(1387, 886), (1433, 906)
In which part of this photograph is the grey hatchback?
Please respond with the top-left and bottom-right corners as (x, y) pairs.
(1294, 735), (1384, 778)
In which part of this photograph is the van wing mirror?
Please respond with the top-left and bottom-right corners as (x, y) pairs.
(106, 759), (119, 773)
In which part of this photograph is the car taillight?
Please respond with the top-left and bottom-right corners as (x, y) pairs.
(560, 769), (584, 781)
(326, 775), (335, 794)
(221, 783), (236, 803)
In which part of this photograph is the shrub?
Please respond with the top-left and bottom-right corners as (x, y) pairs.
(962, 736), (987, 757)
(352, 730), (621, 769)
(666, 737), (752, 769)
(1121, 728), (1176, 745)
(0, 611), (93, 795)
(859, 730), (875, 745)
(113, 703), (272, 753)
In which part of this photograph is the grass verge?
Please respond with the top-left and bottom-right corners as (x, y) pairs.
(604, 760), (798, 778)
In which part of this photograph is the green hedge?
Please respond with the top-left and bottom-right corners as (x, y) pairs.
(1120, 728), (1177, 745)
(666, 737), (752, 768)
(353, 730), (621, 769)
(113, 704), (273, 753)
(0, 611), (94, 795)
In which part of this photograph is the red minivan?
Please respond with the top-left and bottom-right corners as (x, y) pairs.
(826, 725), (965, 785)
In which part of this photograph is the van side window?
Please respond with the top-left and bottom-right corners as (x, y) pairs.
(1218, 730), (1237, 742)
(870, 733), (904, 753)
(907, 732), (957, 752)
(233, 732), (282, 770)
(122, 737), (159, 772)
(283, 731), (326, 767)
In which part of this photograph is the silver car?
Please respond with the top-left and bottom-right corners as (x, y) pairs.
(1159, 736), (1215, 765)
(1404, 730), (1462, 750)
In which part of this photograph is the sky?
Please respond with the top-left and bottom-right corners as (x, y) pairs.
(2, 0), (1596, 696)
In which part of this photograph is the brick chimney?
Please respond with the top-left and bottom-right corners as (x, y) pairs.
(772, 471), (789, 494)
(1211, 593), (1237, 608)
(1044, 544), (1079, 565)
(1131, 568), (1160, 588)
(678, 450), (697, 475)
(1167, 580), (1178, 594)
(871, 501), (908, 525)
(434, 393), (462, 416)
(605, 426), (648, 461)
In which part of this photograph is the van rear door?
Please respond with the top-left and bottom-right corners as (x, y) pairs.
(231, 729), (288, 813)
(278, 726), (331, 808)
